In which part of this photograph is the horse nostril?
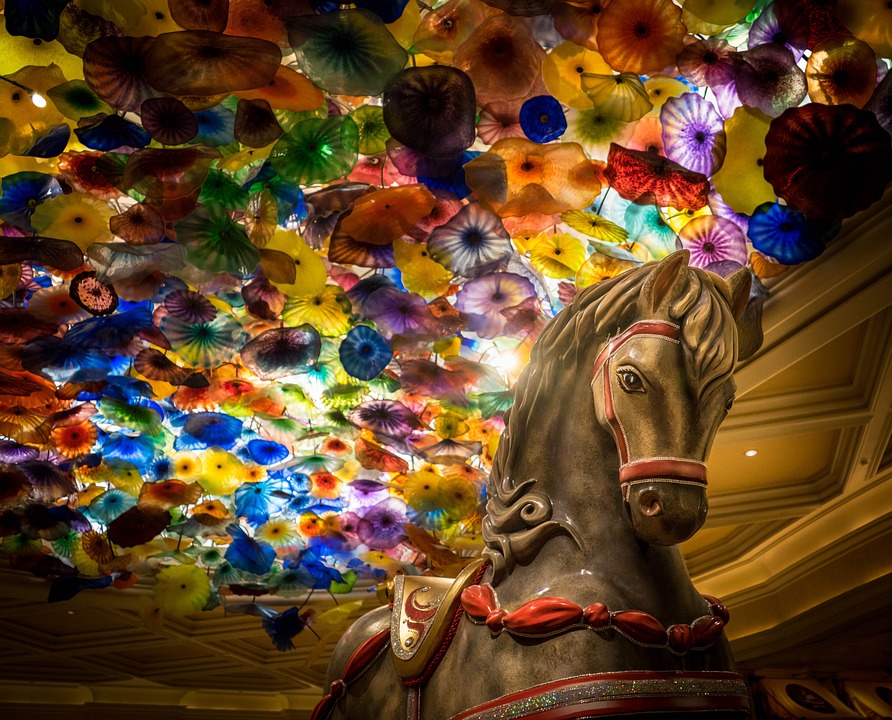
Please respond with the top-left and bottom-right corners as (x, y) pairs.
(639, 491), (662, 517)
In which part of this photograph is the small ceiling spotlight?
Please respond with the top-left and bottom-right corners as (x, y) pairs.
(0, 74), (47, 107)
(744, 449), (758, 457)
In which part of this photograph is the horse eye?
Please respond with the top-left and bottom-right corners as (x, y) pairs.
(724, 397), (734, 413)
(616, 368), (644, 393)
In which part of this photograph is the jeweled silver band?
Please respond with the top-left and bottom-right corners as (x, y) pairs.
(452, 673), (749, 720)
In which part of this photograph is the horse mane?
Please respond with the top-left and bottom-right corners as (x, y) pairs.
(482, 262), (739, 581)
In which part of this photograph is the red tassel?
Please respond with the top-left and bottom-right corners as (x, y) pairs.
(485, 608), (507, 633)
(502, 597), (583, 634)
(691, 615), (725, 647)
(461, 583), (498, 619)
(583, 602), (610, 628)
(310, 694), (335, 720)
(612, 610), (667, 645)
(667, 623), (694, 654)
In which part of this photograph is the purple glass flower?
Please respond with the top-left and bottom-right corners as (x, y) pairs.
(345, 479), (391, 509)
(733, 44), (806, 118)
(661, 93), (727, 176)
(677, 37), (737, 89)
(454, 272), (536, 339)
(748, 2), (808, 63)
(363, 287), (436, 337)
(678, 216), (747, 269)
(427, 203), (513, 280)
(348, 399), (421, 439)
(357, 497), (409, 550)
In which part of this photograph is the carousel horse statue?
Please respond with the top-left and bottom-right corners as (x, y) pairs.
(313, 251), (753, 720)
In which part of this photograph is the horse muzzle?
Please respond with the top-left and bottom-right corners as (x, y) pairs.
(621, 459), (708, 546)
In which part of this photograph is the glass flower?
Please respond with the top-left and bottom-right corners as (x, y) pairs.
(748, 1), (809, 62)
(161, 313), (246, 369)
(393, 240), (453, 298)
(174, 204), (259, 277)
(575, 252), (639, 289)
(542, 42), (612, 111)
(349, 400), (421, 439)
(145, 30), (281, 96)
(69, 271), (119, 317)
(581, 72), (653, 122)
(285, 9), (407, 96)
(660, 93), (727, 176)
(806, 36), (877, 108)
(340, 185), (437, 246)
(476, 101), (525, 145)
(281, 287), (351, 337)
(678, 215), (748, 269)
(764, 103), (892, 222)
(30, 191), (115, 251)
(383, 66), (477, 159)
(712, 106), (775, 215)
(26, 286), (91, 325)
(454, 272), (536, 339)
(452, 13), (545, 107)
(87, 488), (137, 524)
(140, 97), (198, 146)
(240, 325), (321, 380)
(519, 95), (567, 144)
(676, 36), (737, 88)
(339, 325), (393, 382)
(563, 107), (634, 160)
(837, 0), (892, 59)
(154, 563), (212, 617)
(733, 44), (807, 118)
(604, 143), (710, 211)
(471, 138), (604, 218)
(167, 0), (230, 31)
(526, 232), (585, 279)
(199, 448), (245, 495)
(561, 209), (629, 244)
(181, 412), (243, 450)
(0, 171), (63, 232)
(82, 35), (159, 112)
(257, 518), (299, 547)
(270, 115), (359, 187)
(747, 201), (828, 266)
(356, 497), (408, 550)
(426, 203), (513, 279)
(596, 0), (687, 75)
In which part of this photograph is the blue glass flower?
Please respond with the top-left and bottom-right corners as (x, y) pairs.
(74, 114), (152, 151)
(520, 95), (567, 144)
(246, 439), (290, 466)
(181, 412), (243, 450)
(339, 325), (393, 381)
(4, 0), (69, 40)
(88, 488), (137, 524)
(0, 172), (62, 231)
(747, 201), (825, 265)
(427, 203), (513, 279)
(194, 105), (236, 146)
(225, 524), (276, 575)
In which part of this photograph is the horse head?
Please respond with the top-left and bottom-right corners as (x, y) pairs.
(592, 251), (750, 546)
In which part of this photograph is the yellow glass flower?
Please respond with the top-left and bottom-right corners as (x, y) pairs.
(528, 232), (586, 278)
(102, 462), (145, 496)
(241, 464), (267, 483)
(70, 537), (101, 576)
(403, 470), (442, 512)
(542, 42), (613, 110)
(393, 239), (452, 298)
(127, 0), (181, 36)
(575, 252), (638, 290)
(171, 453), (201, 480)
(31, 192), (115, 250)
(256, 518), (299, 547)
(712, 106), (775, 215)
(561, 210), (629, 244)
(643, 75), (689, 112)
(664, 205), (713, 234)
(77, 0), (147, 30)
(282, 285), (351, 336)
(439, 474), (478, 521)
(198, 448), (245, 495)
(154, 564), (212, 617)
(581, 72), (653, 122)
(0, 64), (67, 155)
(434, 412), (470, 439)
(262, 228), (327, 297)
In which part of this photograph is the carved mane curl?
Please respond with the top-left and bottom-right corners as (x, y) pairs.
(482, 262), (739, 581)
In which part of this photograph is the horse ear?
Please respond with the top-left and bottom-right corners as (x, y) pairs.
(726, 267), (752, 320)
(640, 250), (690, 315)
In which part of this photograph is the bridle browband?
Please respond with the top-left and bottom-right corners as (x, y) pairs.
(591, 320), (707, 500)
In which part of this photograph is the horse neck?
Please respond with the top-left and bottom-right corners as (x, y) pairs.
(489, 369), (701, 618)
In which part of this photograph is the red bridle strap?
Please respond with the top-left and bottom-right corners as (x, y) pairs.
(591, 320), (708, 493)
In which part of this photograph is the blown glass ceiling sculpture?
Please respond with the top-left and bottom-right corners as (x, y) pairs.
(1, 0), (891, 649)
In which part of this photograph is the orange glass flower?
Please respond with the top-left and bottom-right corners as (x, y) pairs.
(50, 422), (98, 458)
(453, 13), (546, 106)
(309, 471), (344, 500)
(413, 0), (488, 63)
(806, 36), (877, 108)
(596, 0), (687, 75)
(465, 137), (602, 218)
(340, 185), (437, 246)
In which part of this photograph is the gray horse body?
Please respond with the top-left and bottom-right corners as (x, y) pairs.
(323, 255), (748, 719)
